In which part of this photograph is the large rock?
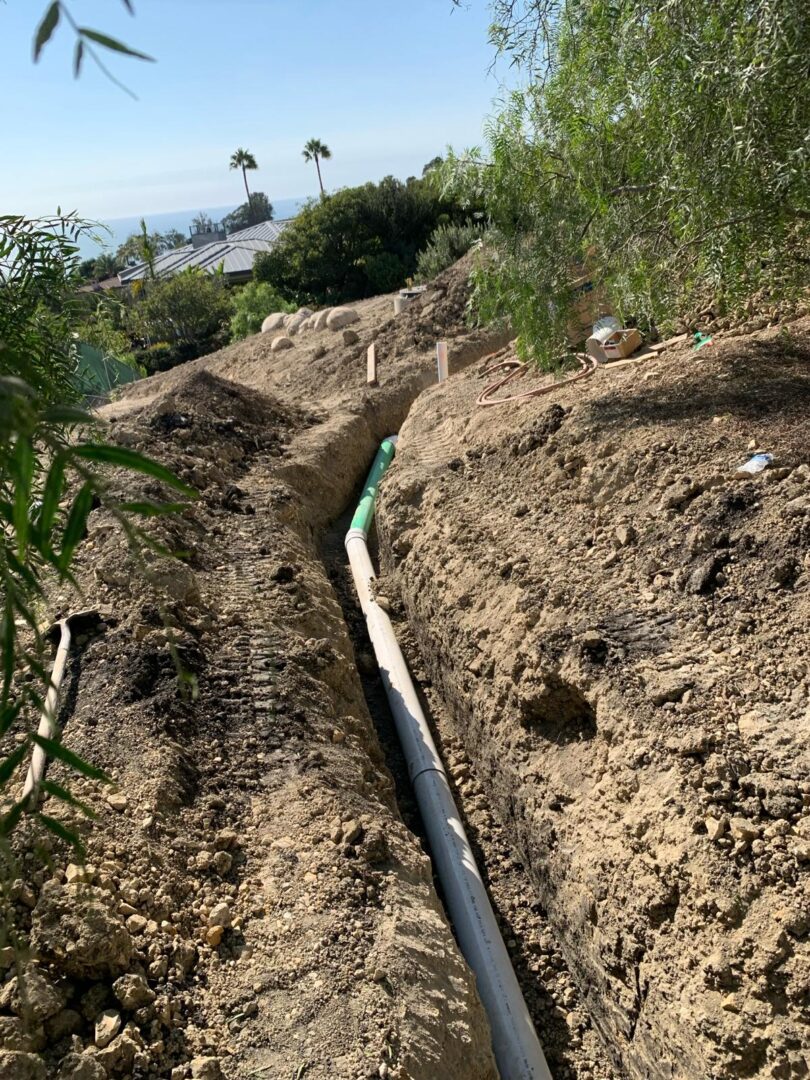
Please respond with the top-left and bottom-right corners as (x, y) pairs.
(312, 308), (332, 331)
(295, 307), (314, 318)
(285, 314), (307, 336)
(271, 336), (294, 353)
(0, 1051), (46, 1080)
(260, 313), (286, 333)
(326, 307), (360, 330)
(31, 883), (133, 980)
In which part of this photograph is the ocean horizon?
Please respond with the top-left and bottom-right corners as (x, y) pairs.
(76, 196), (307, 259)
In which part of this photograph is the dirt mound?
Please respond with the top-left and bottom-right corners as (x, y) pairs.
(378, 320), (810, 1078)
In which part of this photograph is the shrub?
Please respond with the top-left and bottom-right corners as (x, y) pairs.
(128, 270), (233, 361)
(415, 222), (485, 283)
(229, 282), (294, 340)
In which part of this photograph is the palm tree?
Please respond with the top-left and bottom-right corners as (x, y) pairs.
(229, 148), (259, 205)
(302, 138), (332, 197)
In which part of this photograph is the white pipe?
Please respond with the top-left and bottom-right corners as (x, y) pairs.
(23, 618), (71, 803)
(345, 465), (552, 1080)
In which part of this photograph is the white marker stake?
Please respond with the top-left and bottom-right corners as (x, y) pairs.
(367, 342), (378, 386)
(436, 341), (448, 383)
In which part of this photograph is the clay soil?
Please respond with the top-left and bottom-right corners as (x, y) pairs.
(377, 322), (810, 1079)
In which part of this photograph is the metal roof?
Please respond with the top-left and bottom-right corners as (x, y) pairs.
(118, 218), (292, 283)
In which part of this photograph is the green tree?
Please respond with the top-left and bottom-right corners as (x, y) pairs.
(162, 228), (186, 250)
(229, 282), (294, 340)
(223, 193), (274, 234)
(302, 138), (332, 197)
(229, 148), (259, 215)
(253, 176), (467, 305)
(415, 221), (485, 283)
(129, 269), (233, 355)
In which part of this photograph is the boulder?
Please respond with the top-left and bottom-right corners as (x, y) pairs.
(342, 329), (360, 346)
(312, 309), (332, 331)
(260, 313), (286, 334)
(0, 1051), (46, 1080)
(295, 307), (314, 318)
(285, 315), (307, 336)
(31, 883), (133, 980)
(326, 307), (360, 330)
(271, 336), (294, 353)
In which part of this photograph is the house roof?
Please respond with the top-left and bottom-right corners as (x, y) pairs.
(118, 218), (291, 283)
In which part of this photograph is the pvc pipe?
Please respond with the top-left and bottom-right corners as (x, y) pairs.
(23, 618), (72, 803)
(345, 441), (552, 1080)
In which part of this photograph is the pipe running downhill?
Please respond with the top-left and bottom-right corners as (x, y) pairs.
(345, 437), (553, 1080)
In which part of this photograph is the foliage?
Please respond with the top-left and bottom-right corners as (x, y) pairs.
(415, 221), (485, 282)
(223, 193), (274, 234)
(253, 176), (470, 306)
(229, 282), (294, 341)
(191, 212), (214, 234)
(75, 296), (135, 366)
(32, 1), (154, 98)
(230, 148), (259, 214)
(128, 269), (233, 357)
(115, 227), (188, 270)
(0, 213), (195, 872)
(302, 138), (332, 196)
(444, 0), (810, 367)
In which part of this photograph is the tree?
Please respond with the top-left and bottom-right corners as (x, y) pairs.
(443, 0), (810, 366)
(302, 139), (332, 197)
(222, 193), (274, 234)
(190, 211), (214, 234)
(162, 229), (186, 250)
(128, 269), (233, 353)
(229, 148), (259, 216)
(229, 282), (294, 340)
(253, 175), (469, 305)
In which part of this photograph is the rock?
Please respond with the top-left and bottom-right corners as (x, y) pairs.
(94, 1009), (122, 1049)
(343, 819), (364, 845)
(260, 313), (286, 333)
(207, 902), (232, 928)
(705, 816), (728, 841)
(0, 968), (66, 1022)
(646, 673), (693, 706)
(0, 1051), (46, 1080)
(65, 864), (92, 885)
(0, 1016), (40, 1052)
(270, 335), (293, 353)
(106, 793), (127, 812)
(190, 1056), (225, 1080)
(342, 329), (360, 346)
(214, 828), (239, 851)
(296, 307), (314, 318)
(45, 1008), (82, 1041)
(31, 883), (133, 979)
(57, 1053), (106, 1080)
(125, 914), (148, 935)
(312, 309), (332, 331)
(212, 851), (232, 876)
(285, 314), (307, 336)
(614, 523), (636, 547)
(95, 1031), (141, 1075)
(729, 817), (760, 842)
(112, 974), (155, 1011)
(205, 926), (224, 947)
(326, 307), (360, 330)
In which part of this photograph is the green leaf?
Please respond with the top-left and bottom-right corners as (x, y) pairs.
(78, 28), (155, 62)
(12, 436), (34, 559)
(33, 1), (60, 62)
(31, 734), (111, 782)
(36, 453), (67, 552)
(74, 444), (196, 497)
(40, 780), (97, 819)
(57, 482), (94, 572)
(0, 744), (28, 786)
(73, 38), (84, 78)
(42, 404), (93, 425)
(39, 814), (85, 857)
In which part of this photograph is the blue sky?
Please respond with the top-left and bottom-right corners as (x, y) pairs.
(2, 0), (508, 219)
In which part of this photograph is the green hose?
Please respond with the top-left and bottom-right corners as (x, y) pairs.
(350, 437), (397, 536)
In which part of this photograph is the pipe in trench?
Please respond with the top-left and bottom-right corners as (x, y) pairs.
(345, 437), (553, 1080)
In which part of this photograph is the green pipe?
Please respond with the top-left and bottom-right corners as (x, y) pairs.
(350, 436), (397, 536)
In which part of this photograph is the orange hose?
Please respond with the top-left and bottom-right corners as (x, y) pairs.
(477, 353), (597, 407)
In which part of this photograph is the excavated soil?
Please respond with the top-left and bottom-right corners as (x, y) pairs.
(0, 260), (510, 1080)
(377, 322), (810, 1079)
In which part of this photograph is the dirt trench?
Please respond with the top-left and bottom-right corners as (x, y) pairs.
(376, 322), (810, 1080)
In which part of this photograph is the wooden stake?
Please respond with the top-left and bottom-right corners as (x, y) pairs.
(367, 342), (378, 386)
(436, 341), (448, 383)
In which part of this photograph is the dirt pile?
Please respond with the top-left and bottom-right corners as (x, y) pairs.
(1, 261), (510, 1079)
(377, 321), (810, 1078)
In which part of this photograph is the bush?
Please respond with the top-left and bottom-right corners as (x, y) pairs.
(229, 282), (294, 340)
(415, 222), (485, 283)
(75, 296), (135, 366)
(444, 0), (810, 366)
(128, 270), (233, 362)
(253, 176), (474, 306)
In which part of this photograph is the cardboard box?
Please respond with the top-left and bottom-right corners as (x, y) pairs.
(603, 327), (642, 360)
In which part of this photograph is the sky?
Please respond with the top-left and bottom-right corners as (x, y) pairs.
(1, 0), (510, 221)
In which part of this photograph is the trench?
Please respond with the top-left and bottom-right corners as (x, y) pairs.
(320, 483), (622, 1080)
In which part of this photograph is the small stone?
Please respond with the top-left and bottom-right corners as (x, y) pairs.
(190, 1056), (225, 1080)
(342, 329), (360, 346)
(207, 902), (232, 928)
(721, 993), (740, 1012)
(125, 914), (148, 935)
(94, 1009), (122, 1049)
(214, 829), (239, 851)
(371, 967), (386, 983)
(343, 819), (364, 845)
(374, 596), (392, 614)
(205, 926), (224, 947)
(271, 335), (293, 353)
(729, 817), (760, 842)
(705, 816), (728, 841)
(331, 729), (345, 744)
(106, 793), (127, 812)
(112, 974), (155, 1011)
(614, 524), (636, 547)
(65, 864), (91, 885)
(212, 851), (232, 876)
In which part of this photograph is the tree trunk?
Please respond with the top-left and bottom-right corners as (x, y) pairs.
(242, 166), (252, 221)
(315, 156), (324, 197)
